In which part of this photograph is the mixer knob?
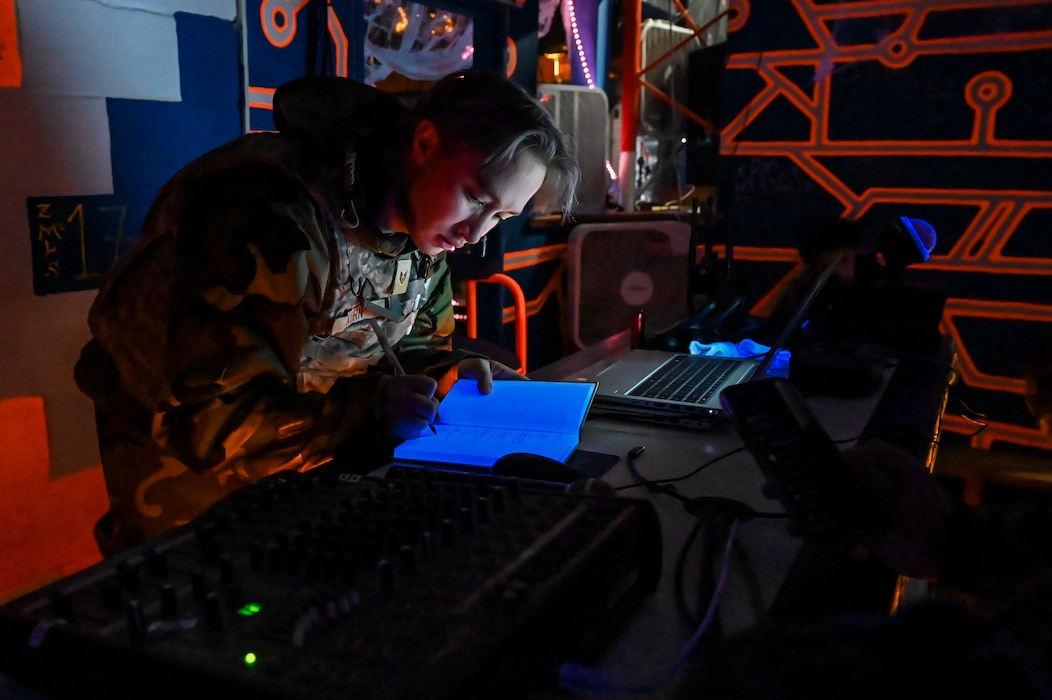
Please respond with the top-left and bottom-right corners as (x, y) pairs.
(339, 554), (357, 586)
(144, 547), (167, 575)
(48, 590), (73, 619)
(191, 571), (208, 600)
(490, 487), (506, 514)
(425, 503), (440, 529)
(116, 560), (141, 587)
(399, 545), (416, 576)
(203, 591), (223, 632)
(377, 559), (395, 591)
(219, 553), (236, 584)
(459, 506), (475, 535)
(441, 493), (456, 519)
(125, 598), (146, 640)
(441, 518), (456, 548)
(99, 578), (123, 609)
(249, 543), (265, 570)
(420, 531), (436, 562)
(291, 608), (319, 648)
(267, 545), (284, 572)
(160, 584), (179, 618)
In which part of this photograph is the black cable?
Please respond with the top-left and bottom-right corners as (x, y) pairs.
(613, 446), (724, 491)
(673, 517), (706, 628)
(621, 445), (785, 520)
(730, 537), (768, 621)
(696, 513), (730, 645)
(694, 296), (745, 335)
(614, 444), (745, 491)
(662, 444), (746, 484)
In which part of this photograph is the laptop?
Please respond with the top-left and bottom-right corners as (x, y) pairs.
(582, 253), (844, 429)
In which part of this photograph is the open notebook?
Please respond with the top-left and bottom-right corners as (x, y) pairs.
(392, 379), (597, 468)
(582, 253), (844, 429)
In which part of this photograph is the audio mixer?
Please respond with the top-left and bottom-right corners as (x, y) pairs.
(0, 465), (661, 699)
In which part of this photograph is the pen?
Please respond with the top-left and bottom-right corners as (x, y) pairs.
(368, 318), (437, 434)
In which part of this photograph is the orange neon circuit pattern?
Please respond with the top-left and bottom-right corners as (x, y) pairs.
(717, 0), (1052, 453)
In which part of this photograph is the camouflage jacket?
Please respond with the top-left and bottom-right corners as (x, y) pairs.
(75, 78), (482, 551)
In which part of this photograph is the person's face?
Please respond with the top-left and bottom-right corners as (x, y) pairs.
(403, 121), (548, 256)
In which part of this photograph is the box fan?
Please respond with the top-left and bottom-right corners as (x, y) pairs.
(567, 222), (692, 349)
(537, 84), (610, 213)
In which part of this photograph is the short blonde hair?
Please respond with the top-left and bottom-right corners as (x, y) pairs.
(409, 71), (580, 219)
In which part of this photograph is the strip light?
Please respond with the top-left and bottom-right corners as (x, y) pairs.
(564, 0), (595, 88)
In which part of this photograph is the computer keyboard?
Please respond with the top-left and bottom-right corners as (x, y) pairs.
(629, 355), (742, 403)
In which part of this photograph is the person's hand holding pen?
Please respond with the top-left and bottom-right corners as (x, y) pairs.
(369, 318), (440, 440)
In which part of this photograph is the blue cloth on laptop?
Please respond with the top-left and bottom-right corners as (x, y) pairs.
(689, 339), (792, 375)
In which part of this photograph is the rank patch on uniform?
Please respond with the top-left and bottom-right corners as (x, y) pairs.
(393, 258), (412, 294)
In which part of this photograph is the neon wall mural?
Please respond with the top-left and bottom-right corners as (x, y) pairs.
(717, 0), (1052, 454)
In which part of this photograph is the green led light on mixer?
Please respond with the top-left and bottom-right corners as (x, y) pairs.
(244, 652), (257, 666)
(237, 603), (262, 616)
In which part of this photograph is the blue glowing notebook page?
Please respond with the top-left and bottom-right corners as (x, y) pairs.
(392, 379), (598, 468)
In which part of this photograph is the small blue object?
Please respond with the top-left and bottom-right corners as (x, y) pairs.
(689, 339), (792, 375)
(899, 216), (937, 262)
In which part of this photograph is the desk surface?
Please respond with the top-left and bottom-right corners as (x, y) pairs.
(0, 339), (952, 700)
(527, 336), (953, 698)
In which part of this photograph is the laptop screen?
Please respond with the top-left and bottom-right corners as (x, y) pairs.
(751, 251), (846, 380)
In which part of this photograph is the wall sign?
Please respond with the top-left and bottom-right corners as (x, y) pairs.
(27, 196), (130, 296)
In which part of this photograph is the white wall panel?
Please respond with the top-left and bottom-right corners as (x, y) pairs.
(110, 0), (238, 20)
(17, 0), (182, 100)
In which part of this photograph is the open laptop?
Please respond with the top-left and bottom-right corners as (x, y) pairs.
(583, 253), (844, 429)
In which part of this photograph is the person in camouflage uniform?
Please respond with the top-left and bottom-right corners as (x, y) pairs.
(74, 71), (579, 554)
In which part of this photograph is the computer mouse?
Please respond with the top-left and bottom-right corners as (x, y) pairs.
(492, 452), (581, 484)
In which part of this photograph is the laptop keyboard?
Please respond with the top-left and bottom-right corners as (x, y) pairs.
(627, 355), (743, 404)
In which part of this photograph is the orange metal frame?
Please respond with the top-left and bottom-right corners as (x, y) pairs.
(464, 273), (529, 374)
